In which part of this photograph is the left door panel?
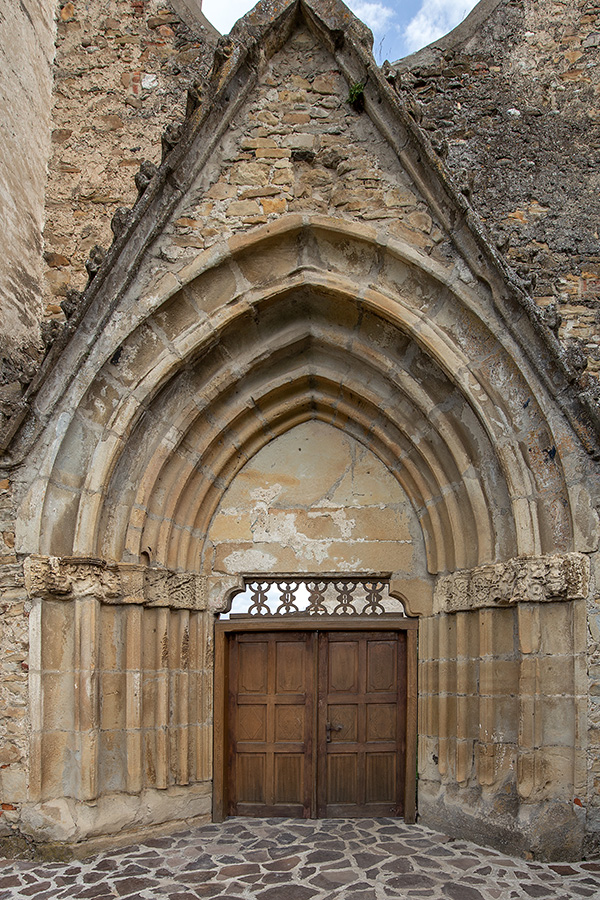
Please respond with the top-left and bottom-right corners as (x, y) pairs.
(228, 631), (315, 817)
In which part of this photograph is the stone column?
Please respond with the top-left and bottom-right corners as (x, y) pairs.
(25, 557), (116, 805)
(419, 553), (590, 861)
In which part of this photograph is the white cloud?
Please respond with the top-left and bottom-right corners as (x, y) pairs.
(201, 0), (480, 61)
(203, 0), (396, 37)
(404, 0), (474, 53)
(202, 0), (255, 34)
(346, 1), (395, 34)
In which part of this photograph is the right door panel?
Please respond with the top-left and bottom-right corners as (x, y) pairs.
(317, 631), (407, 817)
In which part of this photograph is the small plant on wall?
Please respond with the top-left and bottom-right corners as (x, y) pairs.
(348, 80), (366, 112)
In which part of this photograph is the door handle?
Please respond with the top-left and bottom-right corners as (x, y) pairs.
(326, 722), (343, 742)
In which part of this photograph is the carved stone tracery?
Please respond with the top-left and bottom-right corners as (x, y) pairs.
(24, 554), (589, 615)
(23, 555), (242, 611)
(434, 553), (590, 614)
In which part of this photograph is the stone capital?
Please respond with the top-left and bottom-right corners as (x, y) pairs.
(24, 555), (120, 602)
(23, 555), (212, 610)
(434, 553), (590, 615)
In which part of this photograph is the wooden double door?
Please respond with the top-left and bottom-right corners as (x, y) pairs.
(220, 627), (415, 820)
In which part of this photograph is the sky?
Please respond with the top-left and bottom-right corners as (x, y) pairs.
(201, 0), (480, 62)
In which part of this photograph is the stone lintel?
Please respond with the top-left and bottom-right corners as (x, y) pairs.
(23, 555), (242, 611)
(434, 553), (590, 615)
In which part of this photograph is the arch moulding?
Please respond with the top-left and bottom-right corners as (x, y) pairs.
(8, 216), (598, 858)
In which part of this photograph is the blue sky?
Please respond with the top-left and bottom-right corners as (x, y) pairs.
(202, 0), (480, 62)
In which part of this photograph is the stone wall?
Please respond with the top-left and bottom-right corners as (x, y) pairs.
(0, 0), (216, 437)
(21, 558), (217, 843)
(393, 0), (600, 380)
(0, 0), (599, 861)
(0, 563), (30, 848)
(205, 421), (427, 582)
(41, 0), (216, 317)
(392, 0), (600, 853)
(587, 559), (600, 856)
(158, 22), (446, 266)
(0, 0), (56, 409)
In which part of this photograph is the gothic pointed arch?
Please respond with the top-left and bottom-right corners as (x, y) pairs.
(2, 0), (598, 858)
(14, 216), (588, 564)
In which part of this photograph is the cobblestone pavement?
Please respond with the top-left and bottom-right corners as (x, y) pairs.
(2, 818), (600, 900)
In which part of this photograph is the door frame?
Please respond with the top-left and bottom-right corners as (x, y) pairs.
(213, 615), (418, 823)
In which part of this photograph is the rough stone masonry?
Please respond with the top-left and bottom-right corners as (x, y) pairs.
(0, 0), (599, 865)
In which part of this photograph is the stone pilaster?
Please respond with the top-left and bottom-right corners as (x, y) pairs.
(419, 553), (590, 861)
(21, 556), (237, 843)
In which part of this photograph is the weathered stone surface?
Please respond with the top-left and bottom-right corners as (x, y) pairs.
(0, 0), (55, 423)
(205, 422), (425, 580)
(0, 0), (599, 862)
(20, 783), (211, 844)
(41, 0), (217, 317)
(393, 0), (600, 381)
(23, 556), (210, 610)
(434, 554), (590, 614)
(419, 594), (589, 860)
(0, 562), (30, 818)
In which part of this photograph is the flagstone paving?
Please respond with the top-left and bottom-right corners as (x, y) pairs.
(1, 818), (600, 900)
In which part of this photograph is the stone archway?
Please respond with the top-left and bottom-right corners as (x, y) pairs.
(0, 0), (597, 860)
(25, 217), (567, 571)
(11, 219), (595, 857)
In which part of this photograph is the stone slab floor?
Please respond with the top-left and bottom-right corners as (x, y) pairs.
(1, 818), (600, 900)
